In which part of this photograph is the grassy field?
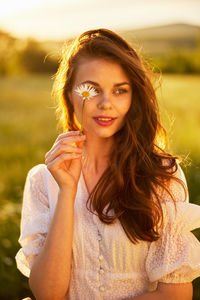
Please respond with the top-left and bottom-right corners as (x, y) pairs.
(0, 74), (200, 299)
(157, 74), (200, 160)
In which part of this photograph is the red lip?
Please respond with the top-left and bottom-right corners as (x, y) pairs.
(94, 115), (116, 119)
(93, 118), (116, 126)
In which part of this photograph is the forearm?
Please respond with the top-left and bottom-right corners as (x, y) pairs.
(129, 282), (193, 300)
(129, 290), (170, 300)
(29, 188), (76, 300)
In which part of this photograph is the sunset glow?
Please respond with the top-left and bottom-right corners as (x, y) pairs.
(0, 0), (199, 40)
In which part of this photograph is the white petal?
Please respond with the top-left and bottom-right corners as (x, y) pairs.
(74, 83), (98, 99)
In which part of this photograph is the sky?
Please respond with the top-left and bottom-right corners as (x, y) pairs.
(0, 0), (200, 41)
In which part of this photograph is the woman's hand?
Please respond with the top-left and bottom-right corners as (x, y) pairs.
(130, 282), (193, 300)
(45, 131), (86, 191)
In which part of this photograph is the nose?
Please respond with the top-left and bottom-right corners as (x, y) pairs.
(97, 91), (112, 110)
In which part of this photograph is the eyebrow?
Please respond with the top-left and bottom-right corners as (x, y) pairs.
(81, 80), (130, 87)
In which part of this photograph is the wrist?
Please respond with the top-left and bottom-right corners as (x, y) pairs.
(58, 186), (77, 197)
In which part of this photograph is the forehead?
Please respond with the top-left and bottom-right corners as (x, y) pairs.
(73, 58), (130, 85)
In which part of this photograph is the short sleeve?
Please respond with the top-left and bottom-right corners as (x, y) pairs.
(146, 168), (200, 285)
(157, 163), (189, 204)
(15, 164), (50, 277)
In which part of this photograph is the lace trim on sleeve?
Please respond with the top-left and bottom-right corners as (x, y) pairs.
(15, 164), (50, 277)
(146, 202), (200, 283)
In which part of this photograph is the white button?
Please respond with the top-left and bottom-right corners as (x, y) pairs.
(99, 268), (104, 275)
(97, 233), (102, 241)
(99, 285), (105, 292)
(98, 255), (103, 261)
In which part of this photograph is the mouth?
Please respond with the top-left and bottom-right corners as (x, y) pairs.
(93, 117), (116, 126)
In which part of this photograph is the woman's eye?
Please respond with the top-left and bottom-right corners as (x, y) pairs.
(93, 87), (101, 94)
(114, 88), (128, 95)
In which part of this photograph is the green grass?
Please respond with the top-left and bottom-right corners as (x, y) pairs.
(0, 74), (200, 299)
(157, 74), (200, 160)
(0, 75), (58, 299)
(0, 75), (57, 203)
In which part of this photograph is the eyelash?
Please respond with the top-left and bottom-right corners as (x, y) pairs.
(114, 88), (128, 95)
(93, 87), (128, 95)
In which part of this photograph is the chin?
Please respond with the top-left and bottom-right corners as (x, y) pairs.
(84, 120), (124, 137)
(96, 127), (121, 138)
(84, 127), (113, 138)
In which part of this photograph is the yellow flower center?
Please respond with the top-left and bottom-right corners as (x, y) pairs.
(81, 91), (90, 98)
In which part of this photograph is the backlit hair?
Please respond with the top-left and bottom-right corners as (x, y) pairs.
(52, 28), (186, 243)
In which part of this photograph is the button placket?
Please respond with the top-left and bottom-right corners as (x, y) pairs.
(99, 268), (104, 275)
(97, 231), (102, 241)
(96, 227), (106, 293)
(99, 285), (105, 292)
(98, 254), (104, 261)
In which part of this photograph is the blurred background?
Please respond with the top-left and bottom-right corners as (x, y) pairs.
(0, 0), (200, 299)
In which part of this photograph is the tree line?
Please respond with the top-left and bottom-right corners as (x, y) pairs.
(0, 29), (200, 76)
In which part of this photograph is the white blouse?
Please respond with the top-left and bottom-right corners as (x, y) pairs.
(15, 164), (200, 300)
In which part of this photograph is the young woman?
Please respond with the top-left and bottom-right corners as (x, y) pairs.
(16, 29), (200, 300)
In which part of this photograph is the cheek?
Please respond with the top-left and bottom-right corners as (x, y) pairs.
(118, 97), (132, 115)
(73, 99), (93, 125)
(73, 98), (83, 117)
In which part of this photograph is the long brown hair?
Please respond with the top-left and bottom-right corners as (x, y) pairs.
(52, 28), (186, 243)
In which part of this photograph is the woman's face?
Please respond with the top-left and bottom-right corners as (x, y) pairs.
(69, 58), (132, 138)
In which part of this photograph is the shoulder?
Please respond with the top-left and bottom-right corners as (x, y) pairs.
(26, 164), (59, 202)
(27, 163), (48, 177)
(23, 164), (48, 198)
(170, 161), (188, 202)
(158, 159), (189, 203)
(26, 163), (58, 194)
(27, 163), (54, 184)
(162, 158), (185, 178)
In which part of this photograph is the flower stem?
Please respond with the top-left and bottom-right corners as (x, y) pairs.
(67, 98), (86, 170)
(80, 98), (86, 134)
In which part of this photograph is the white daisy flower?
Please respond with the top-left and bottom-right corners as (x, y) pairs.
(67, 84), (98, 170)
(75, 84), (98, 100)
